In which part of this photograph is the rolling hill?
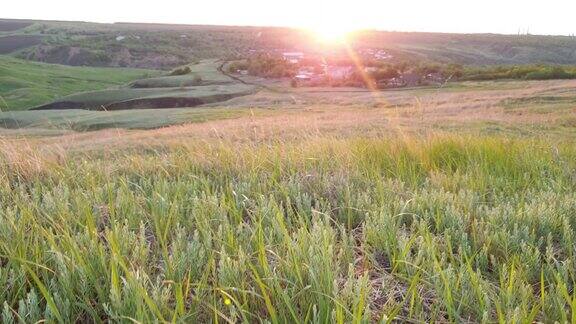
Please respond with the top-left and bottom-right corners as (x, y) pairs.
(1, 75), (575, 322)
(30, 60), (258, 111)
(1, 18), (576, 69)
(0, 55), (158, 111)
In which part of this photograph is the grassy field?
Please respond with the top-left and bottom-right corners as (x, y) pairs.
(0, 56), (158, 111)
(0, 107), (265, 133)
(0, 57), (257, 112)
(32, 84), (256, 110)
(27, 60), (258, 111)
(3, 78), (574, 133)
(0, 78), (575, 322)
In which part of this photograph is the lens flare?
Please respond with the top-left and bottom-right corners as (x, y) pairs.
(311, 25), (352, 43)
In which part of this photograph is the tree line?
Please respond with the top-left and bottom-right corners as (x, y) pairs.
(226, 55), (576, 87)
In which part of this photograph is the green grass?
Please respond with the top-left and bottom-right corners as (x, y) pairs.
(0, 56), (159, 111)
(129, 61), (236, 88)
(26, 59), (257, 110)
(502, 95), (576, 114)
(0, 107), (261, 131)
(0, 135), (575, 322)
(32, 83), (256, 110)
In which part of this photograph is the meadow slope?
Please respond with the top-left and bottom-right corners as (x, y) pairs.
(0, 56), (158, 111)
(0, 79), (575, 323)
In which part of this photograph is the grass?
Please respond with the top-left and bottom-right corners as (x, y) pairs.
(1, 78), (575, 136)
(33, 84), (256, 110)
(0, 56), (159, 111)
(0, 132), (575, 322)
(129, 61), (237, 88)
(502, 95), (576, 114)
(0, 77), (574, 322)
(29, 60), (257, 110)
(0, 107), (264, 132)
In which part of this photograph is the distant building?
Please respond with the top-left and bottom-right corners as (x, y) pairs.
(294, 74), (312, 81)
(326, 66), (354, 80)
(383, 78), (404, 88)
(381, 73), (422, 88)
(115, 35), (126, 41)
(374, 50), (392, 60)
(293, 73), (326, 86)
(400, 73), (421, 86)
(298, 66), (315, 74)
(283, 52), (305, 64)
(425, 72), (446, 84)
(359, 48), (393, 60)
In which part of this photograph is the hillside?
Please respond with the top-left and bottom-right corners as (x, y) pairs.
(2, 79), (575, 134)
(1, 77), (575, 322)
(1, 18), (576, 69)
(0, 55), (158, 111)
(353, 32), (576, 65)
(30, 60), (258, 111)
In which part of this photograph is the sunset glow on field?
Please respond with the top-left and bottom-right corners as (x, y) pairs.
(3, 0), (576, 320)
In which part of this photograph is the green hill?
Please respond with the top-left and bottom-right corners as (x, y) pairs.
(0, 55), (158, 111)
(30, 60), (258, 111)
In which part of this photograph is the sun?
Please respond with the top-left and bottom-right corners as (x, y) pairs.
(309, 24), (356, 44)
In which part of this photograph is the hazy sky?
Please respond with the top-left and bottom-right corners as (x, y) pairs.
(4, 0), (576, 35)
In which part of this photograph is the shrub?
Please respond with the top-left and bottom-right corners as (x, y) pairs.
(461, 65), (576, 81)
(524, 67), (572, 80)
(170, 66), (191, 76)
(226, 61), (249, 73)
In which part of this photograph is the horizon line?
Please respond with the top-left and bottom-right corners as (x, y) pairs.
(1, 16), (575, 38)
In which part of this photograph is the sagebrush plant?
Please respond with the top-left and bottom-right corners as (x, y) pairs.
(0, 135), (575, 323)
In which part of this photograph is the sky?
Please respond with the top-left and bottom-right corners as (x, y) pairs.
(3, 0), (576, 36)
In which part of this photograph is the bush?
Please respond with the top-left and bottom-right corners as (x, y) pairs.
(170, 66), (191, 76)
(239, 55), (297, 78)
(524, 67), (572, 80)
(370, 67), (399, 81)
(227, 61), (249, 73)
(180, 75), (203, 88)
